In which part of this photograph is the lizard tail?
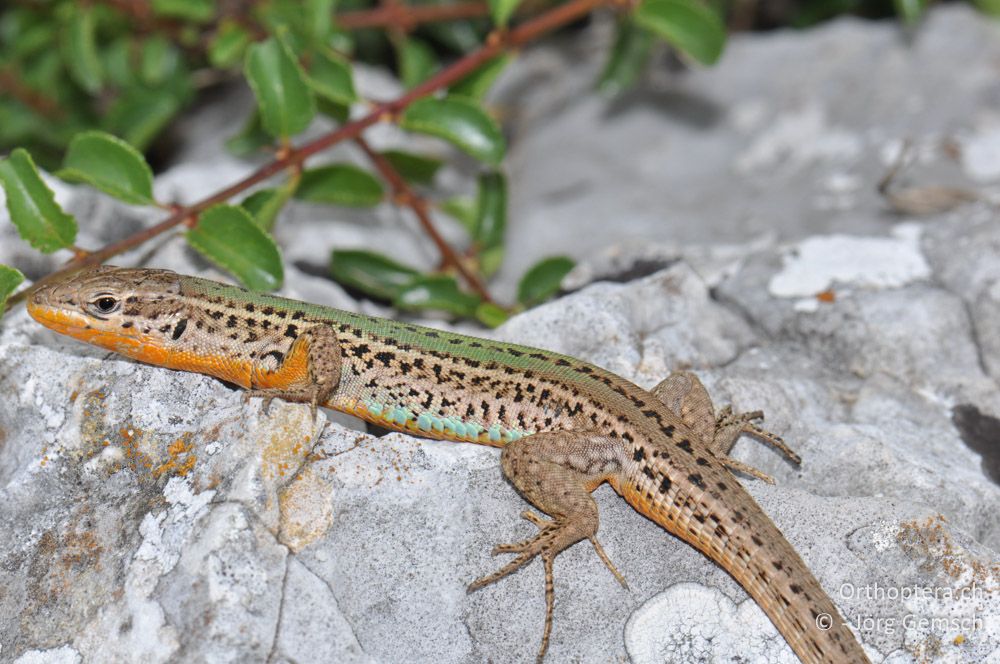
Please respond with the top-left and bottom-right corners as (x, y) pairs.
(617, 464), (871, 664)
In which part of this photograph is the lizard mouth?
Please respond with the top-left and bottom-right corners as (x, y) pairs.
(26, 301), (92, 336)
(27, 300), (153, 357)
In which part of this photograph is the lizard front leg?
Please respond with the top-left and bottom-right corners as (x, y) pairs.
(468, 431), (629, 663)
(651, 371), (801, 483)
(246, 324), (342, 418)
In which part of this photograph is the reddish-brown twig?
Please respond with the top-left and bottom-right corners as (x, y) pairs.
(336, 1), (491, 31)
(0, 67), (64, 120)
(354, 136), (492, 302)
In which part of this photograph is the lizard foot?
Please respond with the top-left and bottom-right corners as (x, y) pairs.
(243, 386), (324, 422)
(468, 510), (626, 663)
(466, 431), (630, 662)
(651, 371), (802, 482)
(715, 406), (802, 466)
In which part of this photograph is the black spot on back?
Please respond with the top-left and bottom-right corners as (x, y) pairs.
(172, 319), (188, 341)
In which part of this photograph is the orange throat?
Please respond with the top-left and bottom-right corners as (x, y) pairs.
(27, 303), (252, 388)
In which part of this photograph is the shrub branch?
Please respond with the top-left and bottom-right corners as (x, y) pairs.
(8, 0), (610, 311)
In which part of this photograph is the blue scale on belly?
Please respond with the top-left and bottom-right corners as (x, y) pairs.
(370, 399), (532, 443)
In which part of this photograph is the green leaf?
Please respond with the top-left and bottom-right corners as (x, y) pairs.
(329, 249), (420, 301)
(479, 245), (504, 278)
(57, 131), (156, 206)
(225, 111), (273, 156)
(0, 102), (45, 147)
(63, 4), (102, 94)
(209, 21), (252, 68)
(440, 196), (477, 235)
(788, 0), (859, 27)
(517, 256), (574, 307)
(450, 55), (511, 100)
(240, 177), (298, 231)
(307, 50), (357, 105)
(8, 19), (55, 59)
(475, 301), (509, 328)
(0, 149), (77, 253)
(400, 96), (505, 165)
(296, 164), (384, 207)
(151, 0), (215, 22)
(140, 35), (180, 85)
(489, 0), (522, 27)
(397, 37), (438, 89)
(0, 265), (25, 314)
(633, 0), (726, 66)
(381, 150), (443, 185)
(102, 37), (136, 88)
(104, 88), (183, 151)
(394, 275), (481, 316)
(244, 34), (316, 139)
(892, 0), (926, 23)
(974, 0), (1000, 15)
(421, 20), (481, 53)
(316, 98), (351, 124)
(304, 0), (336, 45)
(186, 205), (284, 291)
(598, 20), (654, 96)
(474, 171), (506, 249)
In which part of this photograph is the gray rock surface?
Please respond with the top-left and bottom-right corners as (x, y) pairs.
(3, 5), (1000, 664)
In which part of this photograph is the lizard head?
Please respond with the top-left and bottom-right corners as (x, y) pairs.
(28, 266), (190, 361)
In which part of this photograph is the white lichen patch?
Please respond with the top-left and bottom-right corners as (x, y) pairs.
(769, 225), (931, 299)
(13, 646), (82, 664)
(624, 583), (798, 664)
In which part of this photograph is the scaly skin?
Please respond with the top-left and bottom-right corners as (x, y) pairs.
(27, 266), (871, 664)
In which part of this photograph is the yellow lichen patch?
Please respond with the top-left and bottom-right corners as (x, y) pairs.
(119, 426), (155, 474)
(152, 435), (197, 478)
(278, 465), (335, 552)
(66, 386), (198, 481)
(259, 407), (315, 481)
(60, 528), (104, 571)
(897, 515), (1000, 588)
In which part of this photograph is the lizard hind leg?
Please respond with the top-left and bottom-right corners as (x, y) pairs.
(246, 324), (342, 420)
(467, 431), (629, 663)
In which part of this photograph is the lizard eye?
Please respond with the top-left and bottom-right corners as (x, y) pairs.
(89, 296), (120, 315)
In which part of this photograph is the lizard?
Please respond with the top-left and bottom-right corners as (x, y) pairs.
(26, 265), (871, 664)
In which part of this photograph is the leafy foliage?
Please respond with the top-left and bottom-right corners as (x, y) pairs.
(58, 131), (156, 205)
(0, 149), (77, 253)
(296, 165), (385, 207)
(0, 265), (25, 313)
(186, 205), (285, 291)
(517, 256), (575, 307)
(244, 34), (317, 139)
(15, 0), (943, 323)
(400, 96), (506, 165)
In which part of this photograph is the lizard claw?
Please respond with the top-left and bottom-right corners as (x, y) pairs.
(243, 389), (278, 415)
